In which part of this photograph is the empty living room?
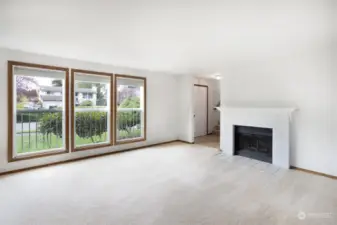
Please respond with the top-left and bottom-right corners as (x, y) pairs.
(0, 0), (336, 224)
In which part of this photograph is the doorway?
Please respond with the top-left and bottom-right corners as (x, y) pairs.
(194, 84), (208, 137)
(193, 78), (220, 150)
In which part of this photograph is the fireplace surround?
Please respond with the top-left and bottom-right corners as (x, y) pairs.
(221, 107), (296, 168)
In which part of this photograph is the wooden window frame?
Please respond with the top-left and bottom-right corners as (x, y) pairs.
(8, 61), (70, 162)
(71, 69), (114, 151)
(114, 74), (147, 145)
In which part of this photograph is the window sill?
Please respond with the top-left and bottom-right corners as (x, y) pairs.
(72, 143), (112, 152)
(10, 148), (69, 162)
(115, 138), (146, 145)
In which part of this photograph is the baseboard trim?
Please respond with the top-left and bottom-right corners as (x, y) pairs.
(290, 166), (336, 179)
(0, 140), (179, 177)
(179, 140), (195, 144)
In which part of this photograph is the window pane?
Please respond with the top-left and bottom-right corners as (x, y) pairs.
(74, 73), (111, 148)
(14, 67), (66, 155)
(116, 76), (145, 142)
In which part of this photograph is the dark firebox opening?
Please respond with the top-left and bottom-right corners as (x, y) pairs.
(234, 125), (272, 163)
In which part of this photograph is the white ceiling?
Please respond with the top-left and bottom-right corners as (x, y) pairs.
(0, 0), (333, 76)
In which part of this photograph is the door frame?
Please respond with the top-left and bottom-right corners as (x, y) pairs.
(194, 84), (209, 136)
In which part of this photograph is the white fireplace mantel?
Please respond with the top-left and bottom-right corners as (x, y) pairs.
(220, 106), (297, 168)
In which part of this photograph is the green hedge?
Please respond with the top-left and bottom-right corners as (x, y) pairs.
(75, 111), (107, 142)
(39, 111), (108, 143)
(39, 111), (141, 142)
(39, 112), (63, 137)
(117, 111), (141, 130)
(117, 97), (141, 130)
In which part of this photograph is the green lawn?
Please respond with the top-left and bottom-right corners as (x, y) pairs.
(118, 129), (141, 140)
(15, 133), (108, 154)
(15, 129), (141, 154)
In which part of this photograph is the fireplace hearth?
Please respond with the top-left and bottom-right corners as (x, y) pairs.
(234, 125), (272, 163)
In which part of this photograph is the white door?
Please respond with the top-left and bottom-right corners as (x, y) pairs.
(194, 85), (208, 137)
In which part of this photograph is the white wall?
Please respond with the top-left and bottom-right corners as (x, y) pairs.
(194, 77), (220, 134)
(215, 0), (337, 177)
(177, 75), (194, 143)
(220, 32), (337, 176)
(0, 48), (180, 173)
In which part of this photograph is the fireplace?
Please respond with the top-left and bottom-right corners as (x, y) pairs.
(234, 125), (273, 163)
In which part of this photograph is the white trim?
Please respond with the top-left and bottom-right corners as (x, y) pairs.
(221, 106), (297, 169)
(14, 66), (65, 79)
(116, 137), (144, 143)
(74, 73), (111, 83)
(75, 141), (110, 149)
(15, 148), (66, 158)
(75, 107), (109, 112)
(62, 79), (66, 149)
(12, 74), (17, 158)
(117, 108), (142, 112)
(116, 77), (144, 86)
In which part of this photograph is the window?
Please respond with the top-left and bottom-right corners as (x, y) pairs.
(8, 61), (69, 161)
(8, 62), (147, 162)
(115, 75), (146, 144)
(71, 69), (113, 151)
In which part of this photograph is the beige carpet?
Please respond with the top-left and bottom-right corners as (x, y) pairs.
(0, 142), (336, 225)
(195, 134), (220, 149)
